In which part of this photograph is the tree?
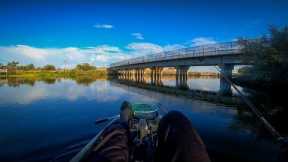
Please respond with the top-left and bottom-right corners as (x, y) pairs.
(239, 26), (288, 82)
(42, 64), (56, 71)
(75, 63), (96, 71)
(17, 64), (35, 70)
(15, 64), (34, 70)
(25, 64), (35, 70)
(7, 61), (19, 68)
(6, 61), (19, 74)
(238, 27), (288, 126)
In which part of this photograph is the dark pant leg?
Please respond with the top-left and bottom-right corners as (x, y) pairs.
(86, 122), (130, 162)
(154, 111), (211, 162)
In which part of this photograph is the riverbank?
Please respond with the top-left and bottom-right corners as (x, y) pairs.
(1, 68), (219, 78)
(0, 69), (107, 87)
(0, 69), (107, 79)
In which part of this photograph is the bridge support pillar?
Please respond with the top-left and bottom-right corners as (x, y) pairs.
(150, 67), (155, 84)
(150, 67), (163, 86)
(140, 68), (144, 82)
(176, 66), (189, 89)
(126, 70), (129, 80)
(129, 70), (131, 80)
(156, 67), (163, 82)
(219, 64), (234, 95)
(134, 69), (137, 81)
(118, 70), (121, 79)
(125, 70), (129, 80)
(134, 68), (145, 83)
(122, 70), (126, 80)
(122, 70), (125, 80)
(121, 70), (124, 79)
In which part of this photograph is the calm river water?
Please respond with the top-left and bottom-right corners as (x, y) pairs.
(0, 77), (281, 162)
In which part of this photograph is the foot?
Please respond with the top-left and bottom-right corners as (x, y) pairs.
(120, 101), (133, 123)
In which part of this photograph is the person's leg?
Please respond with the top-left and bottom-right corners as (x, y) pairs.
(85, 101), (132, 162)
(85, 122), (130, 162)
(154, 111), (211, 162)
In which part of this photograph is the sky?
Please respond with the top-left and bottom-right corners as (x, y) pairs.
(0, 0), (288, 69)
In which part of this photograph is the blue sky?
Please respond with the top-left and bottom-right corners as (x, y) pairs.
(0, 0), (288, 68)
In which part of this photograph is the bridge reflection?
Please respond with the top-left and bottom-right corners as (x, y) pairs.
(111, 75), (240, 105)
(115, 71), (232, 95)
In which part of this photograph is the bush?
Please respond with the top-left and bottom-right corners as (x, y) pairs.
(75, 63), (96, 71)
(42, 64), (56, 71)
(239, 26), (288, 82)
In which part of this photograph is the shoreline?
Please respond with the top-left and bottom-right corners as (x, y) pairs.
(0, 69), (220, 78)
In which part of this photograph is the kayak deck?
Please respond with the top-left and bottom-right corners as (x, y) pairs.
(70, 103), (161, 162)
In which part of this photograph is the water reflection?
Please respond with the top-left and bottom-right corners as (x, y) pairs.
(116, 74), (235, 95)
(160, 75), (220, 91)
(0, 80), (121, 105)
(0, 74), (235, 95)
(0, 75), (224, 91)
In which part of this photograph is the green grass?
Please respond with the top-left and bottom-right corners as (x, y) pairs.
(4, 69), (107, 80)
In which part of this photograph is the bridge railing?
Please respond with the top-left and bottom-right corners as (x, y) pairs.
(110, 41), (242, 68)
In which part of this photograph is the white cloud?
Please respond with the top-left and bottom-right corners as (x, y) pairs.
(0, 37), (220, 68)
(7, 45), (53, 60)
(127, 42), (163, 55)
(95, 55), (109, 62)
(0, 45), (127, 67)
(0, 42), (187, 68)
(190, 37), (217, 46)
(93, 24), (114, 29)
(131, 33), (144, 40)
(163, 44), (186, 51)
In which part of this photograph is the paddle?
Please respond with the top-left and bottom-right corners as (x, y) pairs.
(94, 115), (120, 125)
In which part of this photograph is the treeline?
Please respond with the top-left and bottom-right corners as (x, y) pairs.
(0, 62), (99, 71)
(0, 61), (57, 71)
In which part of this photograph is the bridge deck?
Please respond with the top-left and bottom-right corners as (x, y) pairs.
(110, 41), (243, 68)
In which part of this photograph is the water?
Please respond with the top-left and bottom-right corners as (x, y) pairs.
(160, 76), (244, 94)
(0, 77), (281, 162)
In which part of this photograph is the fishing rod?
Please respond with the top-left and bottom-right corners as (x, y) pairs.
(215, 66), (288, 146)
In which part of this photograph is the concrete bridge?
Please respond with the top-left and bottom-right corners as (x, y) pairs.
(108, 41), (250, 95)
